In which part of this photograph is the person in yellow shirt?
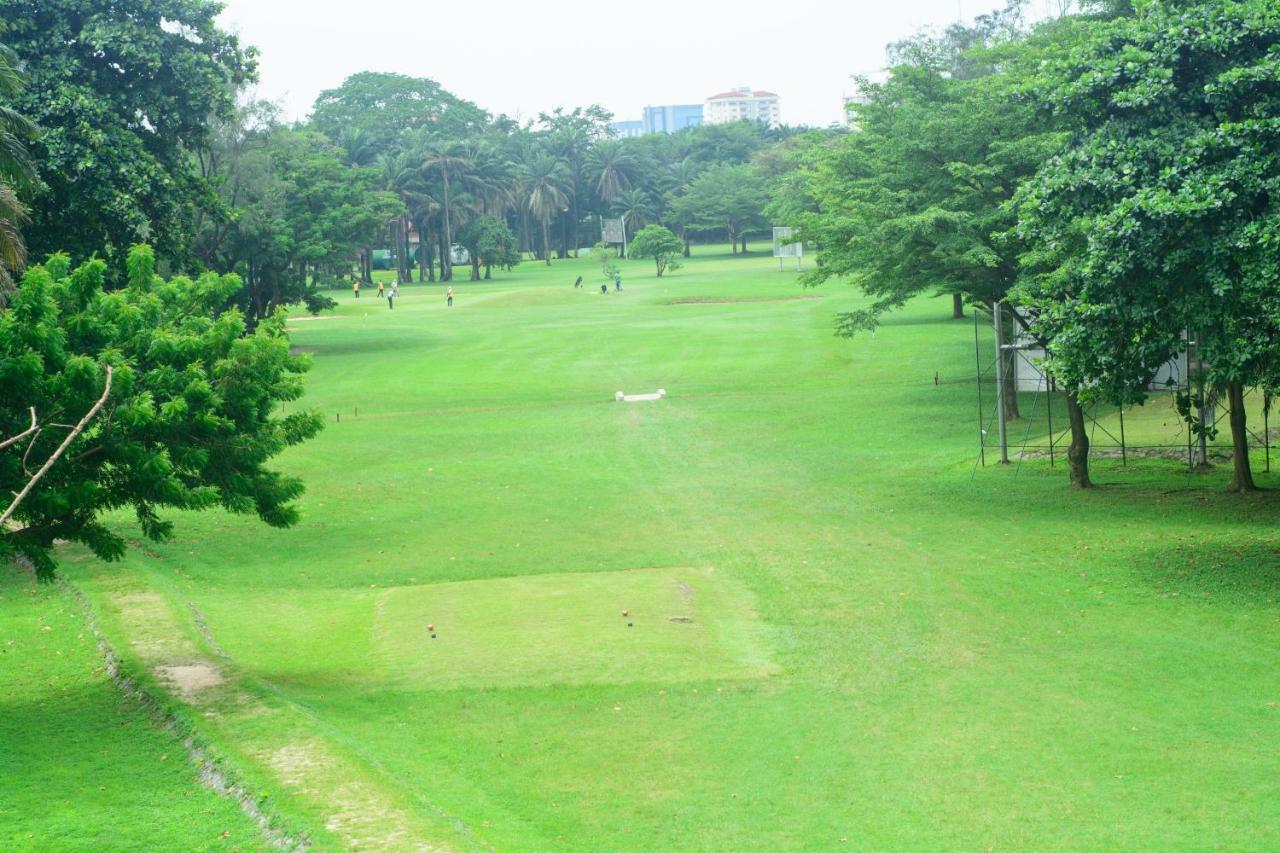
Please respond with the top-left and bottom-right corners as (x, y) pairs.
(376, 280), (385, 298)
(447, 286), (454, 307)
(352, 278), (360, 299)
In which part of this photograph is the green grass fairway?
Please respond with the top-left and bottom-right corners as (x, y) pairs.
(47, 247), (1280, 849)
(0, 570), (263, 849)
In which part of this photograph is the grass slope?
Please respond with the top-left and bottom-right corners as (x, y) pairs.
(52, 247), (1280, 849)
(0, 570), (263, 850)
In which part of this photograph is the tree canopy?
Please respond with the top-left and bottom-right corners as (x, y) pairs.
(0, 0), (255, 270)
(628, 225), (684, 277)
(1015, 0), (1280, 492)
(0, 245), (323, 578)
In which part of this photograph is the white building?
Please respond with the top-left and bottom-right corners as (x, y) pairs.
(704, 87), (781, 127)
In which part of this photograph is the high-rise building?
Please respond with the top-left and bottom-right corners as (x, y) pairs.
(704, 88), (781, 127)
(610, 120), (644, 138)
(641, 104), (703, 134)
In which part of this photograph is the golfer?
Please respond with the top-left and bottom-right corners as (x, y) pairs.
(352, 279), (360, 299)
(614, 272), (622, 292)
(574, 276), (583, 289)
(447, 286), (454, 307)
(377, 281), (385, 298)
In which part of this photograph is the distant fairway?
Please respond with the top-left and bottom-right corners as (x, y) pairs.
(47, 247), (1280, 849)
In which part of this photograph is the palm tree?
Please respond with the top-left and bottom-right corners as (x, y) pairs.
(586, 139), (636, 206)
(548, 123), (589, 256)
(613, 188), (654, 240)
(0, 41), (37, 299)
(417, 133), (473, 281)
(522, 152), (570, 267)
(664, 157), (699, 257)
(462, 140), (519, 218)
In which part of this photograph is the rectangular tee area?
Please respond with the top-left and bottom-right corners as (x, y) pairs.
(199, 567), (776, 693)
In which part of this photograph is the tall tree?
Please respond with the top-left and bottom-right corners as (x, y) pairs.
(0, 0), (255, 270)
(540, 106), (612, 256)
(0, 38), (37, 298)
(587, 139), (636, 206)
(523, 152), (570, 266)
(1016, 0), (1280, 492)
(669, 164), (769, 254)
(311, 72), (487, 161)
(417, 134), (472, 282)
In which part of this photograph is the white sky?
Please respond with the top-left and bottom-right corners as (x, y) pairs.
(217, 0), (1037, 128)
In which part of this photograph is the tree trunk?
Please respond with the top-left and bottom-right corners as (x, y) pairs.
(1065, 389), (1092, 489)
(417, 227), (427, 282)
(741, 234), (748, 253)
(441, 172), (453, 282)
(401, 215), (412, 283)
(729, 225), (737, 254)
(541, 218), (552, 266)
(952, 292), (965, 319)
(1227, 381), (1257, 492)
(484, 264), (492, 280)
(571, 166), (582, 257)
(682, 229), (690, 258)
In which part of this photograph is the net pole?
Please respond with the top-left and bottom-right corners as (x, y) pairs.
(974, 309), (986, 467)
(1119, 406), (1127, 466)
(1047, 376), (1055, 468)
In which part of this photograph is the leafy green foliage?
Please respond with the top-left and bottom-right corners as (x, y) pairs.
(795, 6), (1073, 332)
(668, 164), (769, 254)
(0, 245), (323, 578)
(196, 110), (401, 321)
(627, 225), (683, 276)
(312, 72), (488, 165)
(1, 0), (255, 271)
(457, 215), (520, 280)
(0, 37), (37, 295)
(592, 241), (619, 278)
(1017, 0), (1280, 406)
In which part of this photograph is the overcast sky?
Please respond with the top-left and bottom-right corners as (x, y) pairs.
(217, 0), (1042, 128)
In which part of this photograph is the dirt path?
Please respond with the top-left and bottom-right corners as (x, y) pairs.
(91, 575), (457, 851)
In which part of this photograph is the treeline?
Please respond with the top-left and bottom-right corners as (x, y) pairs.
(0, 0), (833, 324)
(786, 0), (1280, 491)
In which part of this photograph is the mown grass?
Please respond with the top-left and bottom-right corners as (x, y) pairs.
(46, 245), (1280, 848)
(0, 570), (263, 850)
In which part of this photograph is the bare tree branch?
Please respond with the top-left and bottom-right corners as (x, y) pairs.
(0, 407), (36, 452)
(1, 366), (113, 528)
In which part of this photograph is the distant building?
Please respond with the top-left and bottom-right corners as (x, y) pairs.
(642, 104), (703, 134)
(704, 87), (781, 127)
(843, 87), (871, 129)
(610, 120), (644, 139)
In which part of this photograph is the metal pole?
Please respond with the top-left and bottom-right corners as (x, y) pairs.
(994, 302), (1010, 464)
(1194, 333), (1209, 468)
(1047, 376), (1055, 467)
(1266, 393), (1271, 473)
(974, 309), (986, 467)
(1187, 419), (1194, 473)
(1119, 406), (1127, 466)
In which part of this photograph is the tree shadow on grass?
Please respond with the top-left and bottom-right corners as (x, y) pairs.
(1131, 538), (1280, 605)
